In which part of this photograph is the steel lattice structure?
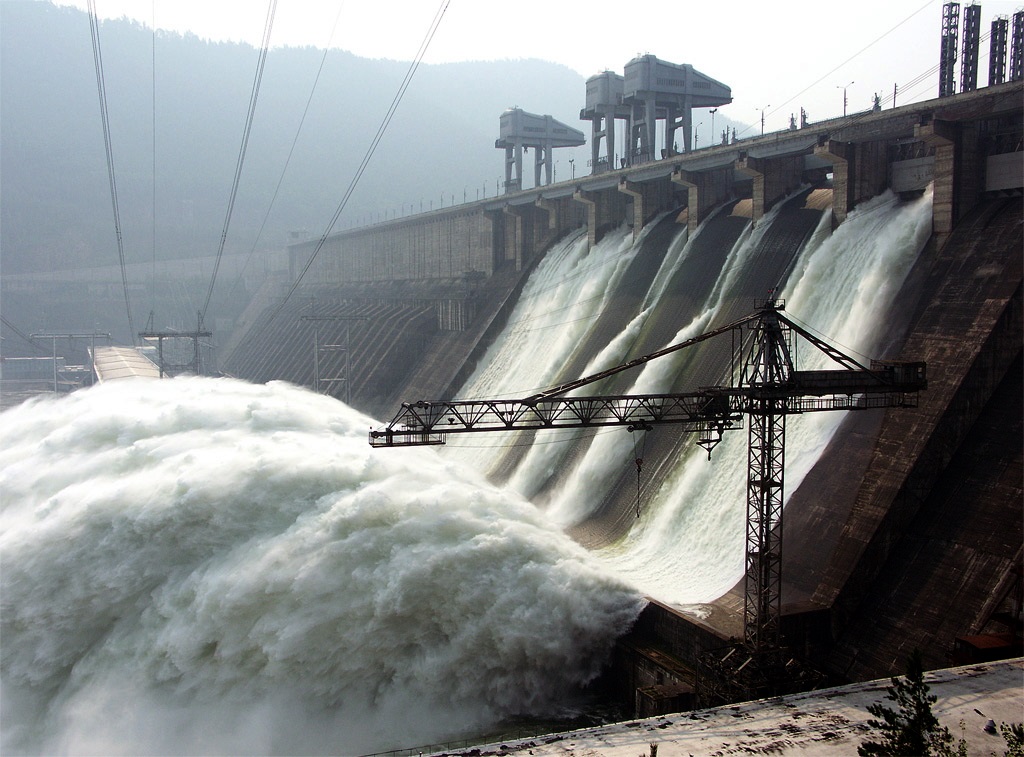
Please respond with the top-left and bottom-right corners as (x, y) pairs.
(940, 2), (961, 98)
(369, 299), (927, 656)
(740, 307), (792, 652)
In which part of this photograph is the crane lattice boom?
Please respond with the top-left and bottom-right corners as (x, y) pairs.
(368, 299), (927, 656)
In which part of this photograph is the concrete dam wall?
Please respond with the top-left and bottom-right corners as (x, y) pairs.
(221, 83), (1022, 699)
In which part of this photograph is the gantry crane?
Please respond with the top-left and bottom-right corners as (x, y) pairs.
(369, 298), (926, 697)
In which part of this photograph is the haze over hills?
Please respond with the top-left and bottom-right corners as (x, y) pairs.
(1, 2), (574, 272)
(0, 1), (748, 347)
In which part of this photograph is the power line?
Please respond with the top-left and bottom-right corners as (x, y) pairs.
(0, 315), (48, 354)
(268, 0), (450, 324)
(151, 0), (158, 314)
(735, 0), (933, 137)
(225, 1), (349, 304)
(199, 0), (278, 329)
(87, 0), (137, 343)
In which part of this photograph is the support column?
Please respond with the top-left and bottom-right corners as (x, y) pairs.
(606, 113), (617, 170)
(742, 304), (793, 652)
(504, 144), (523, 193)
(586, 109), (620, 174)
(671, 168), (700, 233)
(573, 189), (598, 249)
(666, 97), (693, 154)
(915, 119), (957, 242)
(681, 96), (693, 153)
(589, 116), (603, 173)
(735, 155), (767, 224)
(502, 204), (527, 269)
(618, 178), (646, 239)
(814, 139), (854, 225)
(535, 196), (559, 231)
(671, 166), (733, 233)
(736, 154), (804, 224)
(745, 403), (785, 652)
(534, 145), (553, 187)
(645, 99), (657, 162)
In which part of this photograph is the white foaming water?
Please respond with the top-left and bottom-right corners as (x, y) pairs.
(450, 224), (641, 473)
(596, 189), (933, 606)
(505, 223), (692, 500)
(457, 226), (632, 401)
(542, 198), (782, 527)
(0, 378), (643, 756)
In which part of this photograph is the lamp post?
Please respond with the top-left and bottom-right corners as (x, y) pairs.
(694, 122), (702, 150)
(569, 157), (575, 180)
(837, 81), (854, 116)
(758, 105), (770, 135)
(709, 108), (718, 143)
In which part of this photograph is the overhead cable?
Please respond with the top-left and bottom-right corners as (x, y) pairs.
(0, 315), (48, 353)
(87, 0), (137, 342)
(736, 0), (933, 137)
(268, 0), (450, 324)
(225, 1), (348, 304)
(199, 0), (278, 328)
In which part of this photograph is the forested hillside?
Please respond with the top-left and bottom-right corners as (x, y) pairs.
(0, 1), (587, 276)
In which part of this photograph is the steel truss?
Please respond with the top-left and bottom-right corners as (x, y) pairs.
(741, 305), (791, 653)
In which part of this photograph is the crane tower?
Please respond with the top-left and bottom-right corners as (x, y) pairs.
(369, 299), (927, 699)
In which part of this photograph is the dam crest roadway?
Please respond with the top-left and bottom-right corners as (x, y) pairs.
(287, 81), (1023, 291)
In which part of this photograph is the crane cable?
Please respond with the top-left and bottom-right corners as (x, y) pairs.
(268, 0), (450, 325)
(86, 0), (136, 343)
(629, 424), (650, 518)
(199, 0), (278, 329)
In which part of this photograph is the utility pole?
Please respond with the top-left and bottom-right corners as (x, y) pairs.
(837, 81), (854, 116)
(138, 325), (212, 378)
(31, 331), (112, 391)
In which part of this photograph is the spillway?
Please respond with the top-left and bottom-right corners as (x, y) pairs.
(446, 188), (931, 608)
(5, 177), (1014, 756)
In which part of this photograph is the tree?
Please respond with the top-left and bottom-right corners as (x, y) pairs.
(1001, 722), (1024, 757)
(858, 650), (956, 756)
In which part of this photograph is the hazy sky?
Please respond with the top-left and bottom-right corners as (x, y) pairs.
(54, 0), (1020, 134)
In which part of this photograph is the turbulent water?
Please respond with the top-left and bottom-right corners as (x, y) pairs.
(449, 188), (932, 608)
(0, 378), (643, 755)
(593, 189), (932, 605)
(1, 187), (933, 755)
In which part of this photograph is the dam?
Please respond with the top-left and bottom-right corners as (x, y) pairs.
(2, 17), (1022, 752)
(220, 72), (1024, 714)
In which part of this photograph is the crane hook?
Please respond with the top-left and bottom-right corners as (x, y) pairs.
(628, 423), (652, 518)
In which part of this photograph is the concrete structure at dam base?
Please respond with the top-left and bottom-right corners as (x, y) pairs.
(438, 658), (1024, 757)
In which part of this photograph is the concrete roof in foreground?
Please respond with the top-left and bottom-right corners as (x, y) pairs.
(454, 659), (1023, 757)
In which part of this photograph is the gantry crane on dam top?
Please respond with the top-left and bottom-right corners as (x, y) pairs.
(369, 298), (927, 701)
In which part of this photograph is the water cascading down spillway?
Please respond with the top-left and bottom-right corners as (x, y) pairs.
(447, 186), (933, 607)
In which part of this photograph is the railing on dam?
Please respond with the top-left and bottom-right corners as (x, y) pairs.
(288, 81), (1022, 289)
